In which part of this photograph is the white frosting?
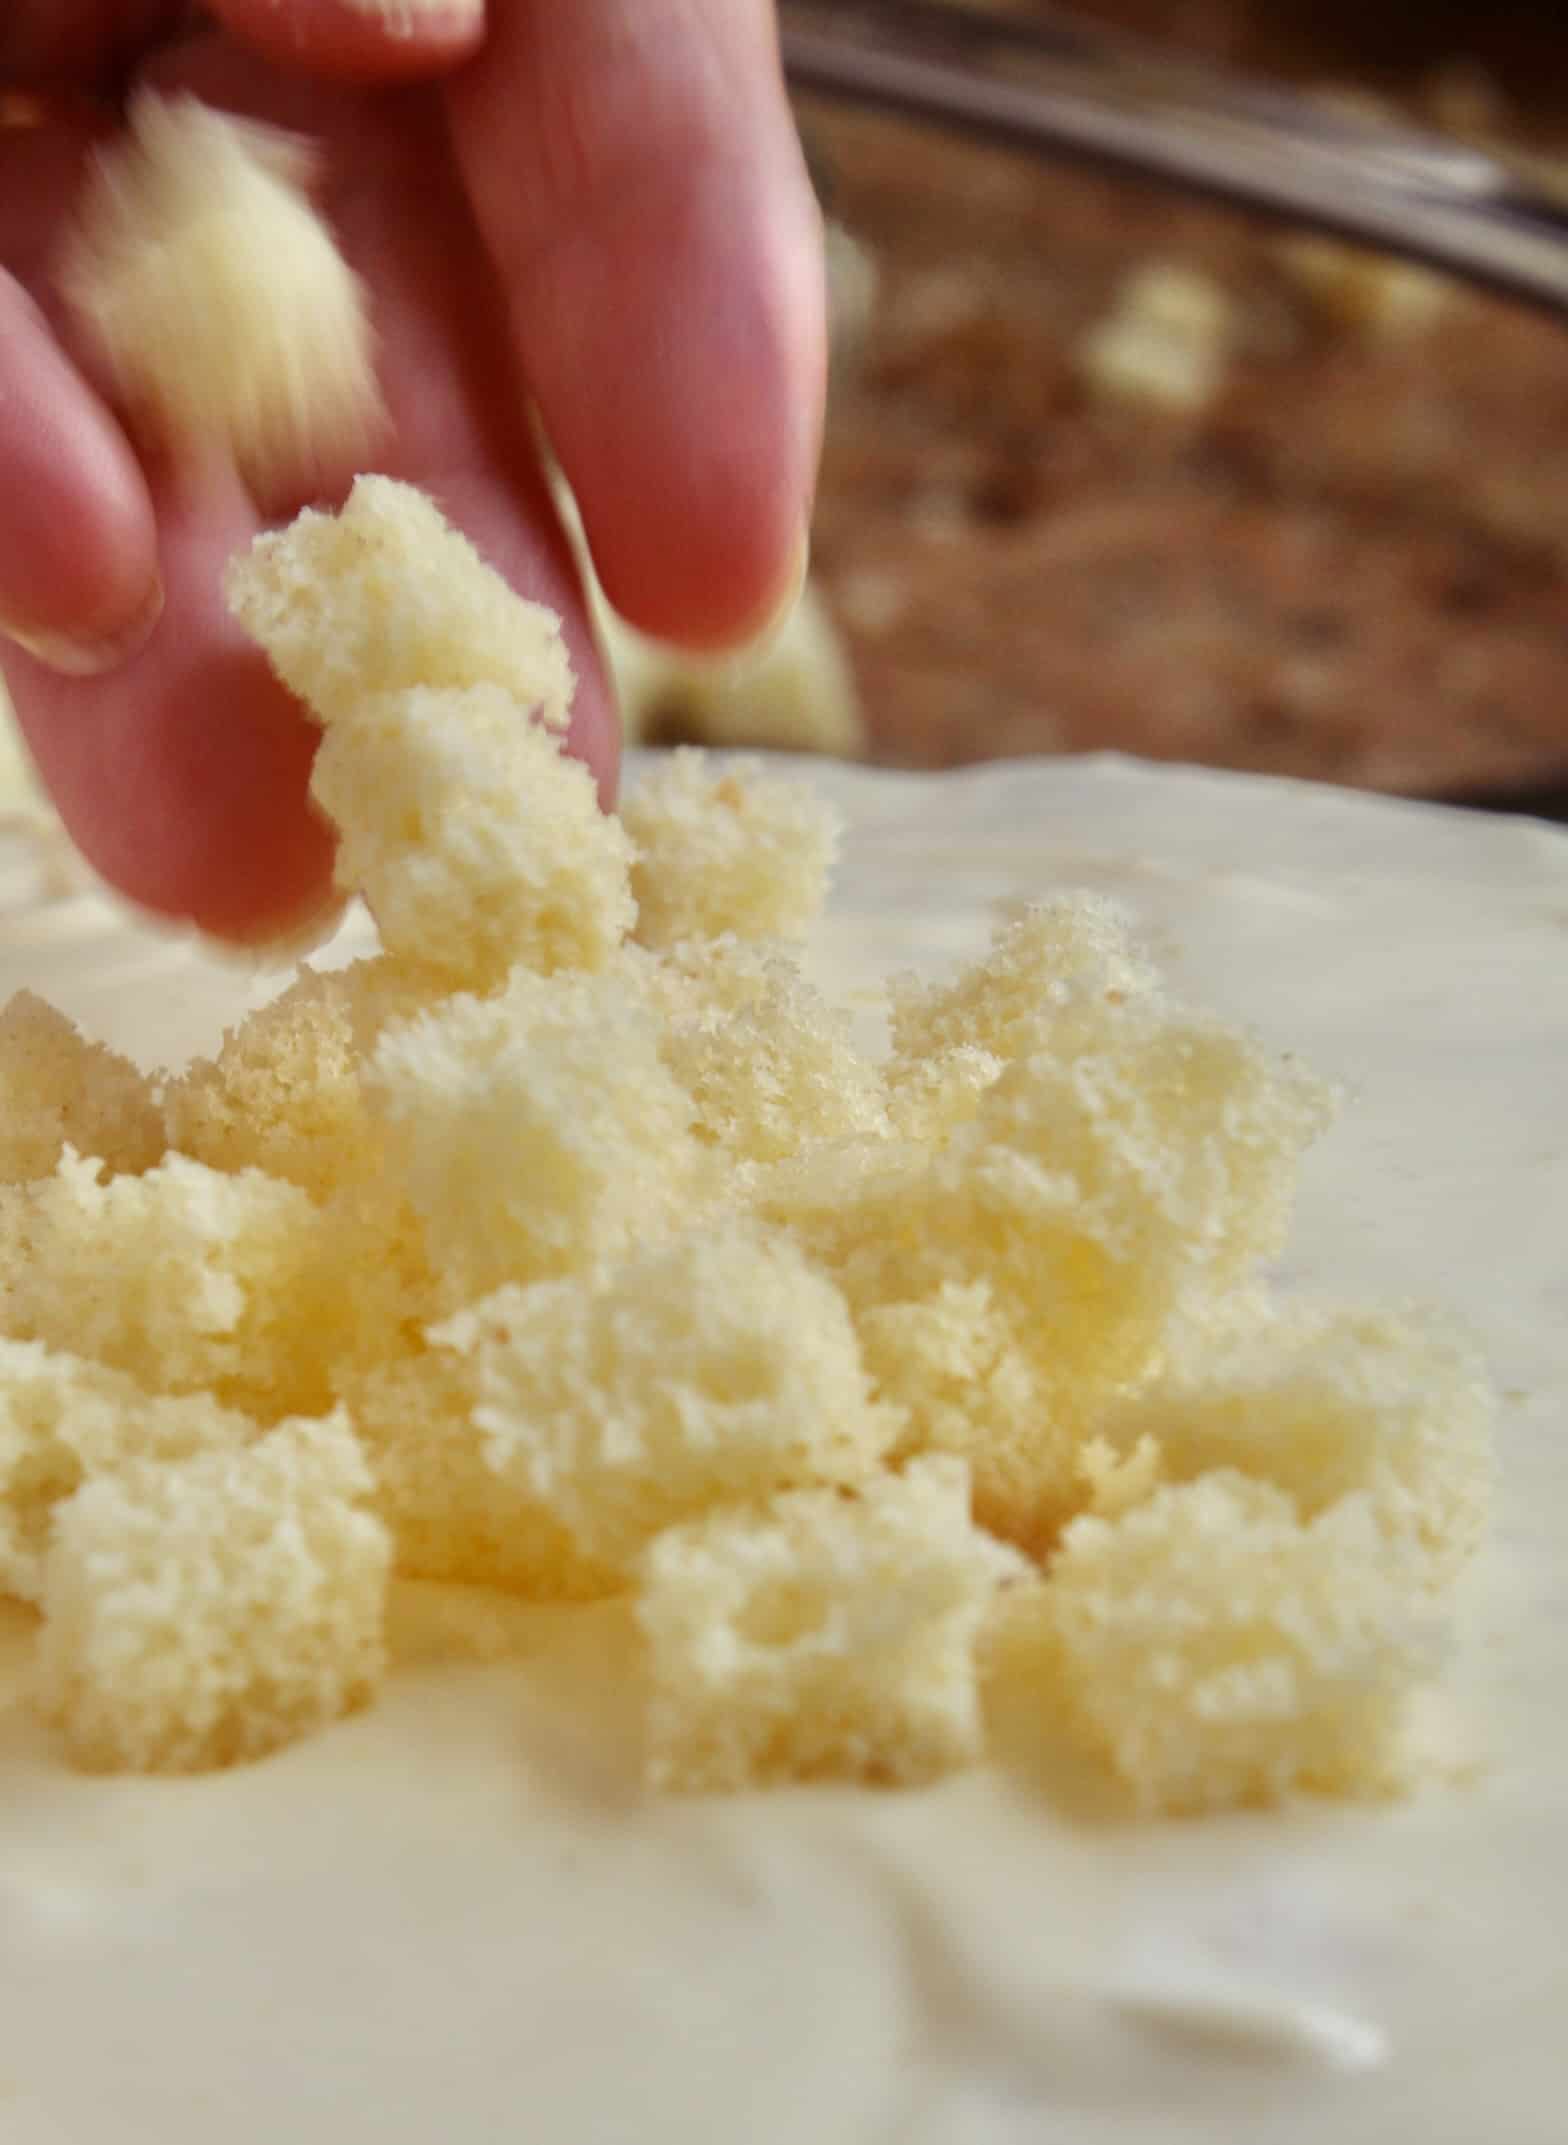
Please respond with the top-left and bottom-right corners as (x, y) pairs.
(2, 754), (1564, 2144)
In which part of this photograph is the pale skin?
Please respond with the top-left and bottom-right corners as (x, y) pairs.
(0, 1), (826, 939)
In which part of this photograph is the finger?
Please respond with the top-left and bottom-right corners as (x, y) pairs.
(150, 34), (621, 790)
(0, 221), (161, 670)
(2, 465), (337, 941)
(3, 47), (619, 942)
(447, 0), (826, 652)
(203, 0), (485, 85)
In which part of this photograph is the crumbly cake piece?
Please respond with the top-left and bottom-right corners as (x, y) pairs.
(367, 964), (702, 1306)
(655, 936), (889, 1167)
(0, 990), (164, 1184)
(638, 1456), (1026, 1791)
(0, 1339), (251, 1606)
(1013, 1472), (1441, 1815)
(1077, 262), (1235, 414)
(37, 1410), (390, 1774)
(1094, 1301), (1495, 1586)
(225, 475), (573, 729)
(887, 897), (1160, 1071)
(446, 1220), (897, 1573)
(309, 681), (634, 989)
(228, 479), (627, 991)
(162, 962), (394, 1201)
(336, 1348), (612, 1601)
(625, 749), (842, 949)
(0, 1149), (329, 1419)
(767, 983), (1335, 1554)
(59, 93), (382, 489)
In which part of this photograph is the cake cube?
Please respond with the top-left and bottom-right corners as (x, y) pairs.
(1031, 1472), (1440, 1814)
(446, 1220), (896, 1571)
(626, 750), (841, 949)
(638, 1456), (1026, 1790)
(38, 1410), (390, 1773)
(0, 991), (163, 1184)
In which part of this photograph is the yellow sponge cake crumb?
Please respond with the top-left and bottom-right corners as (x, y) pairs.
(626, 748), (842, 949)
(37, 1410), (389, 1774)
(768, 977), (1335, 1556)
(0, 1150), (328, 1419)
(228, 477), (622, 990)
(0, 1340), (252, 1606)
(336, 1348), (612, 1601)
(655, 937), (889, 1167)
(1094, 1302), (1495, 1585)
(367, 965), (701, 1304)
(224, 474), (570, 729)
(448, 1221), (898, 1574)
(638, 1456), (1026, 1792)
(0, 990), (164, 1184)
(1019, 1473), (1440, 1815)
(309, 683), (634, 990)
(888, 895), (1159, 1072)
(163, 963), (392, 1201)
(59, 93), (382, 490)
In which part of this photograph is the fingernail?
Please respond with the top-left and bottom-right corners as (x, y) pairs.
(2, 575), (165, 678)
(354, 0), (486, 39)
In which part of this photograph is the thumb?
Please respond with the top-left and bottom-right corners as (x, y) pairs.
(203, 0), (486, 84)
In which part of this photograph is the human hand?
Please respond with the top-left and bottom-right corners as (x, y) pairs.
(0, 2), (825, 939)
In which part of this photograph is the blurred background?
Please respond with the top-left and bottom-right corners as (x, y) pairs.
(768, 0), (1568, 819)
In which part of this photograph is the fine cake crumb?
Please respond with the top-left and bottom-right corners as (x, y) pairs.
(446, 1220), (898, 1574)
(655, 937), (889, 1167)
(769, 993), (1335, 1554)
(888, 898), (1160, 1072)
(336, 1347), (612, 1600)
(1094, 1302), (1494, 1585)
(625, 749), (842, 949)
(0, 990), (164, 1183)
(1077, 1433), (1165, 1522)
(225, 474), (573, 730)
(37, 1410), (390, 1774)
(58, 93), (382, 490)
(228, 483), (630, 991)
(884, 1046), (1002, 1145)
(162, 963), (394, 1201)
(313, 681), (632, 989)
(637, 1456), (1026, 1792)
(0, 1148), (330, 1420)
(1025, 1473), (1442, 1815)
(884, 898), (1159, 1141)
(0, 1339), (252, 1606)
(367, 964), (702, 1306)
